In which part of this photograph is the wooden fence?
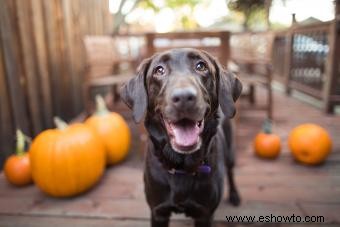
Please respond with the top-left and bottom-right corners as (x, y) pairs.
(0, 0), (113, 168)
(271, 20), (340, 113)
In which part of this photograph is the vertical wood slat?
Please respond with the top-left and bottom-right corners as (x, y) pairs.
(62, 0), (81, 115)
(323, 20), (336, 113)
(94, 0), (101, 35)
(73, 0), (87, 113)
(99, 0), (106, 35)
(31, 0), (54, 128)
(0, 0), (30, 135)
(77, 0), (86, 36)
(70, 1), (84, 117)
(42, 0), (62, 118)
(70, 0), (86, 114)
(42, 0), (73, 119)
(93, 0), (101, 35)
(323, 1), (340, 113)
(0, 34), (15, 169)
(283, 31), (293, 95)
(145, 33), (155, 58)
(82, 0), (91, 35)
(16, 0), (43, 134)
(55, 0), (74, 120)
(220, 31), (230, 66)
(102, 0), (109, 35)
(61, 0), (76, 112)
(86, 0), (95, 35)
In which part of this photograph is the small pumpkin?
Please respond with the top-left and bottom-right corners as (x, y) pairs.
(253, 119), (281, 159)
(288, 123), (332, 165)
(85, 95), (131, 165)
(29, 117), (105, 197)
(4, 130), (33, 186)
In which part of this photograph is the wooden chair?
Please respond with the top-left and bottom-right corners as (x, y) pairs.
(82, 35), (135, 113)
(145, 31), (230, 66)
(230, 32), (275, 119)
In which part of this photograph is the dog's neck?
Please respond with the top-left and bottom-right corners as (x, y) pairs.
(168, 163), (211, 175)
(144, 113), (219, 173)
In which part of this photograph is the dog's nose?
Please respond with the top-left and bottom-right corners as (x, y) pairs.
(171, 87), (197, 108)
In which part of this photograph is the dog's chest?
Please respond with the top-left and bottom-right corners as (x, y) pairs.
(164, 172), (222, 217)
(169, 172), (219, 203)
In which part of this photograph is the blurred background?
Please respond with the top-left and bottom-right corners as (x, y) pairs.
(0, 0), (339, 226)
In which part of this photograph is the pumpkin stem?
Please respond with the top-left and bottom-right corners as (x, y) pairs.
(95, 95), (109, 116)
(262, 118), (273, 134)
(16, 129), (26, 156)
(54, 116), (68, 130)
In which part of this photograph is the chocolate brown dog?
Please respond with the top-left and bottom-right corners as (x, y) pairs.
(121, 48), (242, 227)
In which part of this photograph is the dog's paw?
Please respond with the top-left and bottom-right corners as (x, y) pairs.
(228, 190), (241, 206)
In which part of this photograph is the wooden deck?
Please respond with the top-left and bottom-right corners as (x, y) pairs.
(0, 88), (340, 227)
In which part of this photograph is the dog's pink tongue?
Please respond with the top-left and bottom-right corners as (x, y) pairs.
(172, 123), (199, 147)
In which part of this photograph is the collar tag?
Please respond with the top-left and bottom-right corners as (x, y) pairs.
(197, 164), (211, 173)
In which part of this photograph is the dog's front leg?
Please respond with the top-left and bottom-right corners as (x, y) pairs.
(151, 202), (172, 227)
(223, 119), (241, 206)
(227, 166), (240, 206)
(194, 216), (213, 227)
(151, 214), (169, 227)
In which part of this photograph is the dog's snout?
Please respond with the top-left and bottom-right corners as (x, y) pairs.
(171, 87), (197, 108)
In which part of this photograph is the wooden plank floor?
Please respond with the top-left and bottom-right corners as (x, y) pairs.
(0, 88), (339, 226)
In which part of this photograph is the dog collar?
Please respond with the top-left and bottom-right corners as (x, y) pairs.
(168, 164), (211, 175)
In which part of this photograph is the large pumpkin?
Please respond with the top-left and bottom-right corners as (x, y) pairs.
(4, 130), (32, 186)
(29, 117), (105, 197)
(253, 119), (281, 159)
(288, 123), (332, 165)
(85, 95), (130, 165)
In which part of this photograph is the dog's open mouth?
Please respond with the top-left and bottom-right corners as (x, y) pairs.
(163, 117), (204, 154)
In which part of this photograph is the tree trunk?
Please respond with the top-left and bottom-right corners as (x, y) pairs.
(243, 9), (251, 31)
(112, 0), (141, 34)
(264, 0), (272, 30)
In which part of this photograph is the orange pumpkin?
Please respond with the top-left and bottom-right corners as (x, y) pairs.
(288, 124), (332, 165)
(85, 95), (130, 165)
(29, 117), (105, 197)
(254, 120), (281, 159)
(4, 130), (32, 186)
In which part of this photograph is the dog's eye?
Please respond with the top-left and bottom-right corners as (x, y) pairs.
(154, 66), (165, 76)
(195, 61), (207, 72)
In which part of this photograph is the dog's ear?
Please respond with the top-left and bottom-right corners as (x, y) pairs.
(202, 51), (242, 118)
(121, 58), (151, 123)
(218, 69), (242, 118)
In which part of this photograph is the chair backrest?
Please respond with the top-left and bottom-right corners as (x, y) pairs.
(145, 31), (230, 66)
(230, 31), (275, 76)
(230, 31), (275, 65)
(83, 36), (118, 79)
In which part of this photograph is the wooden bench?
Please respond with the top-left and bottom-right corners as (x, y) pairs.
(230, 32), (275, 119)
(82, 35), (136, 112)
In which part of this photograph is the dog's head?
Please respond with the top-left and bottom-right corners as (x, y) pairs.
(122, 48), (242, 157)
